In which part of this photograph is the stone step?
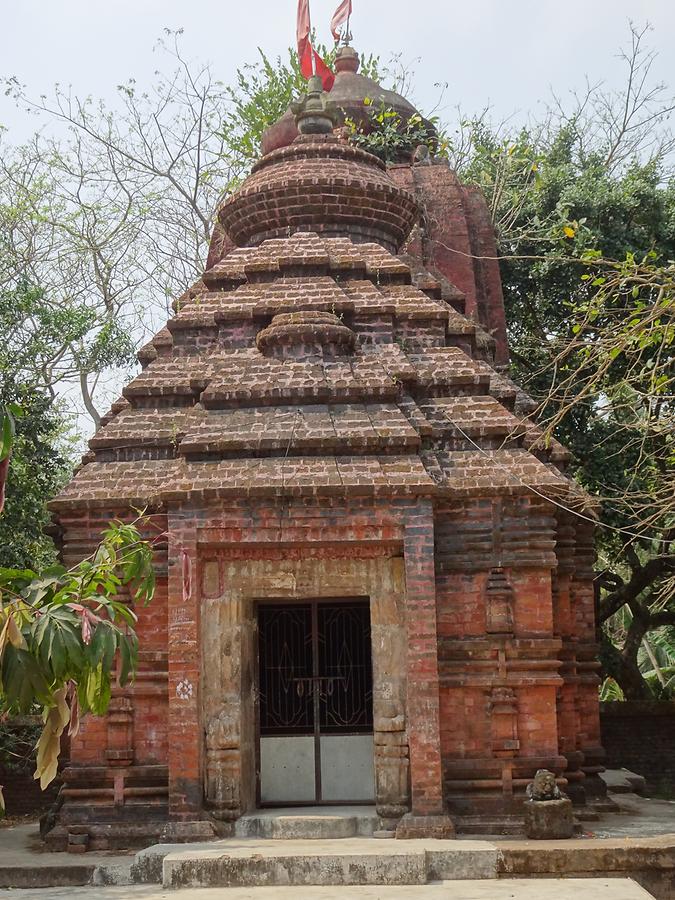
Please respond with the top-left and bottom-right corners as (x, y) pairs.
(0, 865), (96, 890)
(453, 816), (524, 836)
(600, 769), (647, 796)
(154, 837), (500, 888)
(234, 806), (380, 840)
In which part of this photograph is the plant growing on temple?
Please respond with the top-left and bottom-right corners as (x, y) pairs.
(346, 103), (447, 163)
(0, 517), (156, 810)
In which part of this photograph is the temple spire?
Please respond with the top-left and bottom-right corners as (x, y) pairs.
(290, 75), (339, 135)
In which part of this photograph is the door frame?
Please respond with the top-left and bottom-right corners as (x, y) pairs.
(254, 595), (374, 807)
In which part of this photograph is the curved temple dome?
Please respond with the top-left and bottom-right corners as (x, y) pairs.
(262, 45), (437, 158)
(218, 134), (419, 251)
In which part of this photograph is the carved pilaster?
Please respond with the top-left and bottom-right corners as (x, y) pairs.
(374, 701), (410, 819)
(204, 708), (241, 821)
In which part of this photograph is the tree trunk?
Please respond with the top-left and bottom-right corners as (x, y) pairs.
(600, 637), (652, 700)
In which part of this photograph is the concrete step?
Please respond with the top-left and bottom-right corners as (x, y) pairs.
(453, 815), (523, 836)
(1, 878), (656, 899)
(0, 859), (134, 890)
(0, 878), (658, 899)
(234, 806), (379, 840)
(153, 837), (500, 888)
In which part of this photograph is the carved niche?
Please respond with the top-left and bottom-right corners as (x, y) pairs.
(485, 566), (514, 635)
(487, 686), (520, 755)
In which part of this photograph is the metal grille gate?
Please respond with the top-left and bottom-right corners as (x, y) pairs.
(257, 599), (374, 804)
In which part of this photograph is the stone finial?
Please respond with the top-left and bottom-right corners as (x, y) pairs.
(334, 45), (359, 74)
(526, 770), (562, 801)
(290, 75), (339, 135)
(524, 769), (573, 840)
(256, 311), (356, 358)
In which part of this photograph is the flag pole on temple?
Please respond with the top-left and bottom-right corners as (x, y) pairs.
(330, 0), (353, 45)
(297, 0), (334, 90)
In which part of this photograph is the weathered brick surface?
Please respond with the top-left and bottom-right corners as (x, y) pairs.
(219, 135), (419, 252)
(50, 102), (603, 845)
(390, 163), (509, 366)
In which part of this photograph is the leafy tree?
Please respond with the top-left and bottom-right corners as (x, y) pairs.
(0, 388), (70, 569)
(449, 24), (675, 698)
(2, 35), (384, 425)
(0, 267), (83, 567)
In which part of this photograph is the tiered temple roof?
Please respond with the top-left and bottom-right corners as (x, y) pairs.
(53, 226), (582, 513)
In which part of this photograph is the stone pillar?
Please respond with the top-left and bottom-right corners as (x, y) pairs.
(167, 515), (202, 818)
(397, 500), (455, 838)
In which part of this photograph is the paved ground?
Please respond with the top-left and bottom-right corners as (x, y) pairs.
(0, 879), (656, 900)
(2, 789), (673, 871)
(0, 823), (132, 869)
(0, 788), (671, 897)
(589, 792), (675, 838)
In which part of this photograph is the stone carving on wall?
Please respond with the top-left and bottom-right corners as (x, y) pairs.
(204, 708), (241, 820)
(175, 679), (194, 700)
(373, 700), (410, 819)
(485, 566), (514, 634)
(487, 686), (519, 755)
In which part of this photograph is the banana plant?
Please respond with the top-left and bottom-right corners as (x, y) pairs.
(0, 404), (21, 514)
(0, 516), (157, 811)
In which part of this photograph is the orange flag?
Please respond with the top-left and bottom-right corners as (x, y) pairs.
(297, 0), (335, 90)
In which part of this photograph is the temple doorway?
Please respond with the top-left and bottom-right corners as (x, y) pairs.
(257, 599), (375, 805)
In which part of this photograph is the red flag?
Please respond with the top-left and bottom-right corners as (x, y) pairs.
(297, 0), (335, 91)
(181, 547), (192, 603)
(330, 0), (352, 41)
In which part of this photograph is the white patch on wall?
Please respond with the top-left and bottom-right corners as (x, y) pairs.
(176, 679), (194, 700)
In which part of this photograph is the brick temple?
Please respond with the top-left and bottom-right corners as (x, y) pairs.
(48, 47), (606, 849)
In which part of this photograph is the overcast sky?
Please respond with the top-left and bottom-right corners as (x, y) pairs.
(1, 0), (674, 141)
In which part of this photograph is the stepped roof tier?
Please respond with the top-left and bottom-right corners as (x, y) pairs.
(53, 223), (584, 514)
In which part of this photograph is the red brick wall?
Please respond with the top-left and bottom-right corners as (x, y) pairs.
(57, 492), (603, 821)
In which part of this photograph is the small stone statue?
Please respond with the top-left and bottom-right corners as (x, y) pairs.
(525, 769), (562, 801)
(411, 144), (431, 166)
(523, 769), (574, 839)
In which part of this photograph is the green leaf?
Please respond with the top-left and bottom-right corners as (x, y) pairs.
(0, 410), (16, 461)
